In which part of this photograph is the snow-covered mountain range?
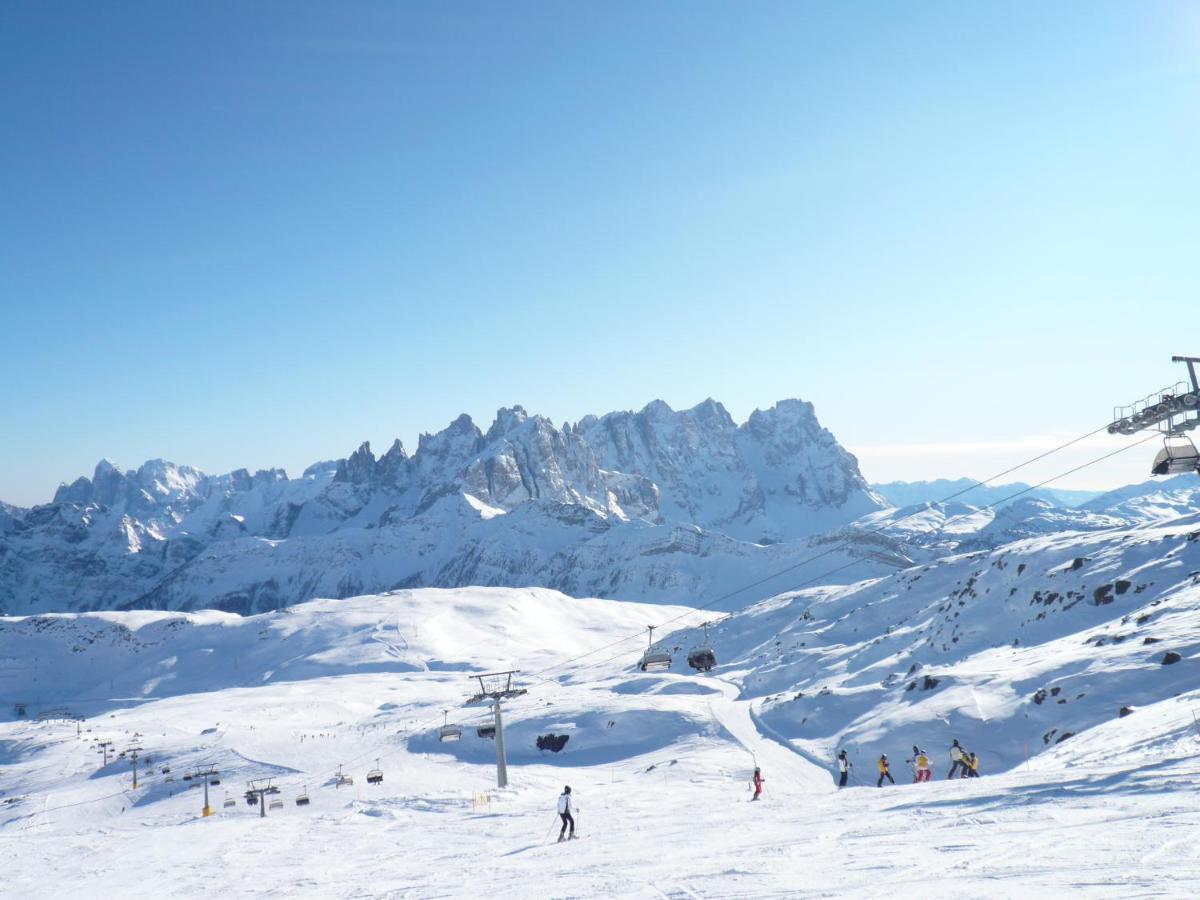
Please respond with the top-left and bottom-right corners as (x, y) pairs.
(0, 399), (892, 616)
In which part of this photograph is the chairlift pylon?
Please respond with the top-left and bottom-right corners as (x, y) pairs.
(639, 625), (672, 672)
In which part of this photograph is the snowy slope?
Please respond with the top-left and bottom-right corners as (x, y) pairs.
(697, 513), (1200, 780)
(3, 585), (1200, 897)
(0, 399), (886, 616)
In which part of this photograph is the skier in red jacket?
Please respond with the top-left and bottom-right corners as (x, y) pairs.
(751, 767), (764, 800)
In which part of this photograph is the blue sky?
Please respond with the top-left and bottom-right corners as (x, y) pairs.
(2, 2), (1198, 506)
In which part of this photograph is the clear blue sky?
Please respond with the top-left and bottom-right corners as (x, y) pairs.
(3, 2), (1198, 506)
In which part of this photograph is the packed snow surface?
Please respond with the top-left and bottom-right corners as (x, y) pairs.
(3, 583), (1199, 897)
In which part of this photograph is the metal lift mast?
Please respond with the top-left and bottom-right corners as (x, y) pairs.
(191, 766), (220, 817)
(467, 671), (527, 789)
(1108, 355), (1200, 437)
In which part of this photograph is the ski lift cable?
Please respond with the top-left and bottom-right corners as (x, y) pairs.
(22, 434), (1152, 815)
(531, 432), (1160, 683)
(59, 429), (1151, 806)
(524, 423), (1123, 682)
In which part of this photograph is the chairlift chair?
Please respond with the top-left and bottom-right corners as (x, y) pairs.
(335, 765), (354, 788)
(686, 621), (718, 673)
(269, 798), (284, 811)
(210, 778), (220, 786)
(296, 787), (310, 807)
(477, 724), (496, 739)
(638, 625), (672, 672)
(223, 793), (235, 809)
(366, 759), (384, 785)
(438, 710), (462, 743)
(1151, 435), (1200, 476)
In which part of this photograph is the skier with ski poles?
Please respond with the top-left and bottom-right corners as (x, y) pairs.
(837, 750), (852, 788)
(751, 766), (764, 801)
(877, 754), (895, 787)
(557, 785), (576, 842)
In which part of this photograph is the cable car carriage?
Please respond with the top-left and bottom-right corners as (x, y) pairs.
(638, 625), (672, 672)
(1151, 435), (1200, 476)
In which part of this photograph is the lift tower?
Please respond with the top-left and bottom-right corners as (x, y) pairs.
(191, 766), (220, 817)
(467, 671), (527, 789)
(1108, 355), (1200, 476)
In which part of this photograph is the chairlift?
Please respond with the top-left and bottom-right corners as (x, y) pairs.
(1151, 435), (1200, 476)
(210, 778), (220, 786)
(269, 798), (284, 811)
(296, 786), (310, 807)
(182, 774), (193, 782)
(477, 725), (496, 739)
(244, 790), (257, 806)
(438, 710), (462, 743)
(686, 621), (718, 673)
(366, 759), (384, 785)
(335, 765), (353, 788)
(638, 625), (672, 672)
(161, 767), (170, 774)
(223, 793), (235, 809)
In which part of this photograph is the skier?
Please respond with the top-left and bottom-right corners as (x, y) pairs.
(751, 766), (764, 800)
(908, 747), (932, 782)
(557, 785), (576, 842)
(968, 752), (980, 778)
(837, 750), (852, 788)
(947, 739), (968, 779)
(876, 754), (895, 787)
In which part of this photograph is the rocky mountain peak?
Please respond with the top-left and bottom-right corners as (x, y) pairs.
(333, 441), (377, 485)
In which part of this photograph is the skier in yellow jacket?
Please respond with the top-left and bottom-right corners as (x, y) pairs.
(876, 754), (895, 787)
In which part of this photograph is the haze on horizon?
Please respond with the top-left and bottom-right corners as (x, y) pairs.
(3, 2), (1198, 507)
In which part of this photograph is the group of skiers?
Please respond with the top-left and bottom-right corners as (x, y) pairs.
(837, 739), (980, 788)
(555, 740), (983, 837)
